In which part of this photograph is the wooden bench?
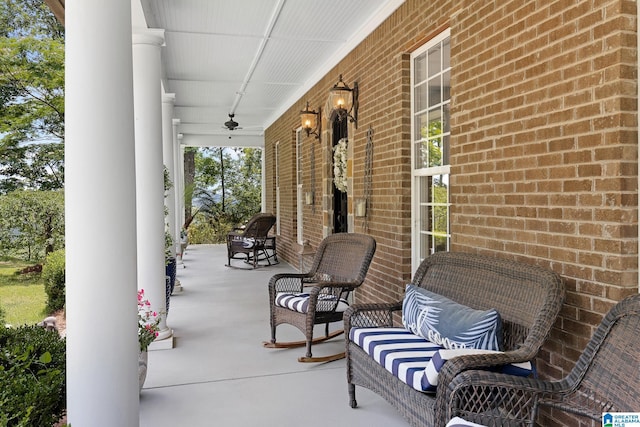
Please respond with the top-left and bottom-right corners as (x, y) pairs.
(344, 251), (565, 427)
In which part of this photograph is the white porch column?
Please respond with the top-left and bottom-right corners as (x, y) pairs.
(176, 132), (186, 229)
(132, 30), (174, 347)
(262, 149), (267, 212)
(65, 0), (139, 425)
(171, 119), (183, 257)
(161, 93), (177, 255)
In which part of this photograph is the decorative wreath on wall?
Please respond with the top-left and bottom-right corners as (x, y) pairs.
(333, 138), (348, 193)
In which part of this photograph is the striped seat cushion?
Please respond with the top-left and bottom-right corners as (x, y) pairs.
(445, 417), (487, 427)
(350, 327), (534, 393)
(349, 327), (443, 392)
(423, 348), (534, 389)
(275, 292), (349, 313)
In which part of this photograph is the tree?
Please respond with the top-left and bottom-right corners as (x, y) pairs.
(183, 147), (197, 229)
(0, 0), (65, 193)
(225, 147), (262, 220)
(188, 147), (262, 243)
(0, 189), (64, 260)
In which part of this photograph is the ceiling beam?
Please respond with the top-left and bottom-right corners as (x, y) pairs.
(229, 0), (286, 115)
(181, 134), (264, 148)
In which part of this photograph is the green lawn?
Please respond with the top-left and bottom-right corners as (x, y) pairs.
(0, 260), (47, 326)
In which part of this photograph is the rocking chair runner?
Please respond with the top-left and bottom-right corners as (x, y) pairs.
(226, 213), (277, 268)
(263, 233), (376, 362)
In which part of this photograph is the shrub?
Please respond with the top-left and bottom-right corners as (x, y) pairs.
(0, 305), (5, 325)
(0, 325), (66, 426)
(42, 249), (65, 314)
(187, 214), (231, 244)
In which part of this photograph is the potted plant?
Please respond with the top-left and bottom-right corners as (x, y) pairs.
(164, 167), (177, 306)
(138, 289), (160, 391)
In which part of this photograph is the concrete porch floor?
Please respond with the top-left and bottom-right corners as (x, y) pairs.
(139, 244), (410, 427)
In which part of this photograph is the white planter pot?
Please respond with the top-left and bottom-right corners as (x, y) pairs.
(139, 350), (148, 392)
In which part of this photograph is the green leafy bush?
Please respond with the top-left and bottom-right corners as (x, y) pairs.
(0, 325), (66, 426)
(42, 249), (65, 314)
(186, 214), (236, 244)
(0, 305), (5, 325)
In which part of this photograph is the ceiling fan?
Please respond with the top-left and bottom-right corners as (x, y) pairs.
(223, 113), (242, 131)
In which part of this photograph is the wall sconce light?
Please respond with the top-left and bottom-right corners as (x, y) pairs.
(304, 191), (314, 205)
(300, 101), (321, 139)
(355, 198), (367, 217)
(329, 74), (358, 128)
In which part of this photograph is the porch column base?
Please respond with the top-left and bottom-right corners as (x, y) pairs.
(172, 279), (183, 294)
(148, 329), (175, 350)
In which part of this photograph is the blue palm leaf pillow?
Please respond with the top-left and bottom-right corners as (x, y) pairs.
(402, 284), (503, 351)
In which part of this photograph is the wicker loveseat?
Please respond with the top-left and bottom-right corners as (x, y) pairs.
(344, 251), (565, 427)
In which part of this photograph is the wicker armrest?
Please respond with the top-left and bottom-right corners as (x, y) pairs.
(268, 273), (308, 295)
(435, 350), (541, 423)
(344, 302), (403, 329)
(445, 368), (564, 426)
(304, 281), (360, 292)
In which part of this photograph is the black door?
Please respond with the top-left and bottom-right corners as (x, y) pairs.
(332, 117), (348, 233)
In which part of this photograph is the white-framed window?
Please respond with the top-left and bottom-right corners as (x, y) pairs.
(411, 29), (451, 271)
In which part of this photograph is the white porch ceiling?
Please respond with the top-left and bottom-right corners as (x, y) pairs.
(137, 0), (404, 147)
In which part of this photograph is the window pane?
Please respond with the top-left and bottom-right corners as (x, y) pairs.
(428, 137), (442, 167)
(415, 112), (428, 138)
(442, 134), (450, 166)
(414, 52), (427, 83)
(415, 140), (429, 169)
(434, 235), (448, 253)
(420, 232), (431, 260)
(418, 174), (450, 256)
(428, 107), (442, 135)
(433, 206), (448, 234)
(442, 38), (450, 70)
(443, 103), (450, 134)
(420, 204), (431, 229)
(428, 76), (441, 106)
(414, 82), (427, 112)
(428, 44), (441, 78)
(432, 174), (449, 203)
(443, 70), (451, 102)
(420, 176), (430, 206)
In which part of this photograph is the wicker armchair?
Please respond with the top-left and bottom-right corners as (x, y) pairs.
(447, 293), (640, 426)
(226, 213), (276, 268)
(263, 233), (376, 362)
(344, 252), (565, 427)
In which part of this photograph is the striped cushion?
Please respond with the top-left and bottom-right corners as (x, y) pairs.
(445, 417), (487, 427)
(349, 327), (443, 392)
(275, 292), (349, 313)
(350, 327), (535, 393)
(423, 348), (534, 389)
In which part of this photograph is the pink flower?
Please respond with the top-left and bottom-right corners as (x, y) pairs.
(138, 288), (163, 351)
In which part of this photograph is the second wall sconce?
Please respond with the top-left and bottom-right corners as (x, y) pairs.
(300, 101), (322, 139)
(329, 74), (358, 128)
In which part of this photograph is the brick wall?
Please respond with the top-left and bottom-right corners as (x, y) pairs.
(264, 0), (637, 422)
(450, 0), (638, 384)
